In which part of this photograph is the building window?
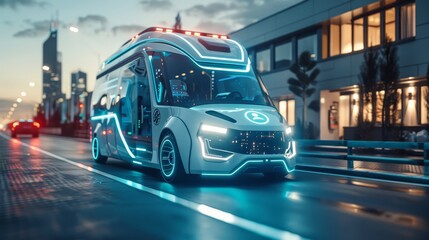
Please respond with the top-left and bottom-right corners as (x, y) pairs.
(279, 99), (295, 126)
(256, 48), (271, 73)
(401, 3), (416, 39)
(298, 34), (318, 60)
(341, 19), (352, 54)
(385, 8), (396, 41)
(274, 42), (292, 69)
(353, 18), (364, 51)
(421, 86), (428, 124)
(367, 12), (381, 47)
(330, 19), (340, 56)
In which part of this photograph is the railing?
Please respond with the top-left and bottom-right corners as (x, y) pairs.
(297, 140), (429, 184)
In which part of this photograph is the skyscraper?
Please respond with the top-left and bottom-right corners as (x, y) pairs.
(42, 26), (63, 125)
(70, 70), (87, 122)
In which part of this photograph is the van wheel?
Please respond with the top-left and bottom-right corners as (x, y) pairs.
(11, 133), (17, 138)
(92, 137), (107, 164)
(159, 134), (185, 183)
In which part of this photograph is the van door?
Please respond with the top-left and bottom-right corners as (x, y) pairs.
(133, 58), (152, 160)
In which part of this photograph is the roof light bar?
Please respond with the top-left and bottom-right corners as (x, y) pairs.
(122, 27), (230, 46)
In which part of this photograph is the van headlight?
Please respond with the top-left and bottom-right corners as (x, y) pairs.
(198, 124), (233, 161)
(285, 126), (292, 135)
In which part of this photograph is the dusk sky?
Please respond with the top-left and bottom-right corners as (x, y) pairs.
(0, 0), (300, 119)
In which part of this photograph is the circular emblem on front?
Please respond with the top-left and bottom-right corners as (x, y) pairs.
(153, 109), (161, 125)
(245, 111), (269, 124)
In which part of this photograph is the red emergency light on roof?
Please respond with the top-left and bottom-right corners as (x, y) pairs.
(147, 27), (228, 39)
(121, 27), (230, 48)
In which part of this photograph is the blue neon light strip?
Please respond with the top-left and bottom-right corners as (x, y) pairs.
(271, 160), (295, 173)
(91, 113), (136, 158)
(133, 160), (143, 165)
(104, 37), (249, 73)
(202, 160), (263, 176)
(202, 159), (295, 176)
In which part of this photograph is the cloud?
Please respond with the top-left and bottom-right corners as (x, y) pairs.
(13, 20), (52, 38)
(183, 0), (303, 32)
(0, 0), (48, 9)
(227, 0), (304, 26)
(194, 21), (231, 34)
(112, 25), (145, 35)
(77, 15), (108, 34)
(184, 3), (235, 18)
(139, 0), (172, 10)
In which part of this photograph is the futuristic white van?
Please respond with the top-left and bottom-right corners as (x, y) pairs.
(90, 27), (296, 182)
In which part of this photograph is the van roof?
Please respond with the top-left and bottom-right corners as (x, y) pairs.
(98, 27), (250, 77)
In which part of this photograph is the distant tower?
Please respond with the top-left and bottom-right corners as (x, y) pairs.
(173, 12), (182, 30)
(42, 22), (62, 125)
(70, 71), (87, 122)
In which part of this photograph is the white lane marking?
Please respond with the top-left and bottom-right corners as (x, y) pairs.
(0, 133), (305, 240)
(296, 169), (429, 188)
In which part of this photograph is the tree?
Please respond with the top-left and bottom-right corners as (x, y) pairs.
(358, 46), (378, 127)
(288, 51), (320, 138)
(379, 38), (400, 139)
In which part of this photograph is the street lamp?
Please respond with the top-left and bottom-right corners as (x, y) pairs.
(69, 26), (79, 33)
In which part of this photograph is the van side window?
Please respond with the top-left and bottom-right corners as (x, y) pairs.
(150, 52), (171, 105)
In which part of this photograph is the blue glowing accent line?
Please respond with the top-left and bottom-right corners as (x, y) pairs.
(136, 148), (147, 152)
(104, 38), (249, 73)
(91, 114), (136, 158)
(271, 160), (295, 173)
(92, 137), (99, 159)
(133, 160), (143, 165)
(202, 160), (264, 176)
(169, 33), (245, 62)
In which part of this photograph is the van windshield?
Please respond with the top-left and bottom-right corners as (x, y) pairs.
(150, 51), (273, 108)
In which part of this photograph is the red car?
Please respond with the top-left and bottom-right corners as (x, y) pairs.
(9, 120), (40, 138)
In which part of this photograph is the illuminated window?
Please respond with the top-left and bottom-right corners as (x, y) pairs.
(298, 34), (318, 61)
(421, 87), (429, 124)
(367, 13), (380, 47)
(353, 18), (364, 51)
(385, 8), (396, 41)
(274, 42), (292, 69)
(330, 21), (340, 56)
(341, 21), (352, 54)
(401, 3), (416, 39)
(279, 99), (295, 126)
(256, 48), (271, 73)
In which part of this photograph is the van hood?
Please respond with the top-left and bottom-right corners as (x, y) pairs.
(190, 104), (284, 130)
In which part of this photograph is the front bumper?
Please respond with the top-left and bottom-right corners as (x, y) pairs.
(191, 152), (296, 176)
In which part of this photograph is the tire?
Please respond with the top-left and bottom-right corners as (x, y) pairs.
(92, 137), (108, 164)
(11, 133), (17, 138)
(159, 134), (185, 183)
(32, 133), (39, 138)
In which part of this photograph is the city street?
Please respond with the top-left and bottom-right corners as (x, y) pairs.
(1, 132), (428, 240)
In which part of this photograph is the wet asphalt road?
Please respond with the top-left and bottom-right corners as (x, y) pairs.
(0, 132), (428, 240)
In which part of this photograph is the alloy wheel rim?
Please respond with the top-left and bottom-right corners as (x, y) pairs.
(92, 138), (99, 159)
(160, 139), (175, 177)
